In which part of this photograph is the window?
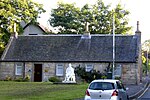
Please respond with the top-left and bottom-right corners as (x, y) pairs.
(89, 82), (115, 90)
(56, 64), (64, 76)
(85, 64), (93, 72)
(15, 63), (23, 75)
(114, 64), (122, 77)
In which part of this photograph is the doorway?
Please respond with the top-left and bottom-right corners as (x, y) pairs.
(34, 64), (42, 82)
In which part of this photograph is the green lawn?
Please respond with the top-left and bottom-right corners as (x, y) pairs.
(0, 81), (88, 100)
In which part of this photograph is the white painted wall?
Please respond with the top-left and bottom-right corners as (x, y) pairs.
(23, 25), (44, 35)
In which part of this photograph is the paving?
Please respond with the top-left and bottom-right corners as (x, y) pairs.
(75, 76), (150, 100)
(126, 76), (150, 100)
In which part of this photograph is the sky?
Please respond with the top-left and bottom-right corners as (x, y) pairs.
(33, 0), (150, 43)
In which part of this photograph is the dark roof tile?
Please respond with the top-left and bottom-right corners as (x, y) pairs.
(1, 34), (139, 62)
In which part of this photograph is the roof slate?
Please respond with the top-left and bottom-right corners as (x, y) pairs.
(1, 34), (139, 62)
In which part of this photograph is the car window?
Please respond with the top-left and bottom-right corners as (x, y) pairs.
(89, 82), (115, 90)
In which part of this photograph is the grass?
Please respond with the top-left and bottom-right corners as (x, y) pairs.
(0, 81), (88, 100)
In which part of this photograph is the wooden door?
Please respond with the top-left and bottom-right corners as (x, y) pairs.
(34, 64), (42, 82)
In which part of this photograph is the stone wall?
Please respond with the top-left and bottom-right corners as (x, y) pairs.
(25, 62), (33, 81)
(121, 63), (139, 84)
(94, 63), (109, 73)
(0, 62), (15, 80)
(43, 63), (56, 81)
(41, 62), (107, 82)
(0, 62), (140, 84)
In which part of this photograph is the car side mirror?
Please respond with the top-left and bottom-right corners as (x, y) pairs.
(125, 87), (129, 91)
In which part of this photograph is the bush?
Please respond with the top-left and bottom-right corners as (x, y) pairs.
(101, 75), (107, 79)
(14, 77), (23, 82)
(4, 76), (12, 81)
(115, 76), (121, 80)
(24, 75), (30, 82)
(75, 66), (104, 83)
(49, 77), (61, 82)
(14, 75), (30, 82)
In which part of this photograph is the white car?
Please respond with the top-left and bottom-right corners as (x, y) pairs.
(84, 79), (129, 100)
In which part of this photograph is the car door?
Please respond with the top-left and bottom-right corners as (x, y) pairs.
(116, 81), (128, 100)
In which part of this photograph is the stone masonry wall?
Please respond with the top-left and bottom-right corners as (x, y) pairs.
(42, 62), (109, 82)
(0, 62), (15, 80)
(0, 62), (139, 84)
(25, 62), (33, 81)
(121, 63), (138, 84)
(43, 63), (56, 81)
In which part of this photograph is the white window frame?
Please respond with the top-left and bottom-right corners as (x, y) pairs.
(85, 64), (93, 72)
(56, 64), (64, 76)
(15, 63), (23, 75)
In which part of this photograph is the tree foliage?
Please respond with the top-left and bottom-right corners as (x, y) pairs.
(142, 39), (150, 59)
(142, 39), (150, 75)
(0, 0), (45, 55)
(50, 2), (81, 34)
(142, 39), (150, 51)
(49, 0), (132, 34)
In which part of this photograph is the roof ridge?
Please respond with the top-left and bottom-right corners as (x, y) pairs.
(17, 34), (135, 37)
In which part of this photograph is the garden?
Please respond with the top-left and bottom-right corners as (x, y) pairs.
(0, 66), (110, 100)
(0, 81), (88, 100)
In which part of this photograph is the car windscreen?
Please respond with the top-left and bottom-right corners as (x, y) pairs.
(89, 82), (115, 90)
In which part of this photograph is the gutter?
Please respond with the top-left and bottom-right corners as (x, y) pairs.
(0, 60), (137, 63)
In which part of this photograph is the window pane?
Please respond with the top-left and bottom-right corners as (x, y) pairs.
(56, 64), (63, 76)
(16, 66), (22, 75)
(89, 82), (115, 90)
(86, 64), (93, 72)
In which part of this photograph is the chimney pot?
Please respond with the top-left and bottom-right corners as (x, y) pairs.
(135, 21), (141, 33)
(14, 23), (18, 38)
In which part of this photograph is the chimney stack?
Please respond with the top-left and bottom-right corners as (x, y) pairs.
(135, 21), (141, 34)
(81, 22), (91, 39)
(135, 21), (142, 84)
(85, 22), (90, 35)
(14, 23), (18, 38)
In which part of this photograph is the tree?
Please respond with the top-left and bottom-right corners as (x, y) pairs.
(49, 2), (81, 34)
(142, 39), (150, 75)
(142, 39), (150, 59)
(89, 1), (112, 34)
(0, 0), (45, 55)
(113, 4), (131, 34)
(49, 0), (132, 34)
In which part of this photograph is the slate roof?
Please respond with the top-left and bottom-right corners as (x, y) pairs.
(1, 34), (139, 62)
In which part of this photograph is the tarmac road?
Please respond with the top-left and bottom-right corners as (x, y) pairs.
(137, 84), (150, 100)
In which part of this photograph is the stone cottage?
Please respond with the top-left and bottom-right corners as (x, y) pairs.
(0, 22), (142, 84)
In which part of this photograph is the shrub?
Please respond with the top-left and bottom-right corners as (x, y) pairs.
(14, 77), (23, 82)
(4, 76), (12, 81)
(49, 77), (61, 82)
(14, 75), (30, 82)
(23, 75), (30, 82)
(75, 66), (104, 83)
(101, 75), (107, 79)
(115, 76), (121, 80)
